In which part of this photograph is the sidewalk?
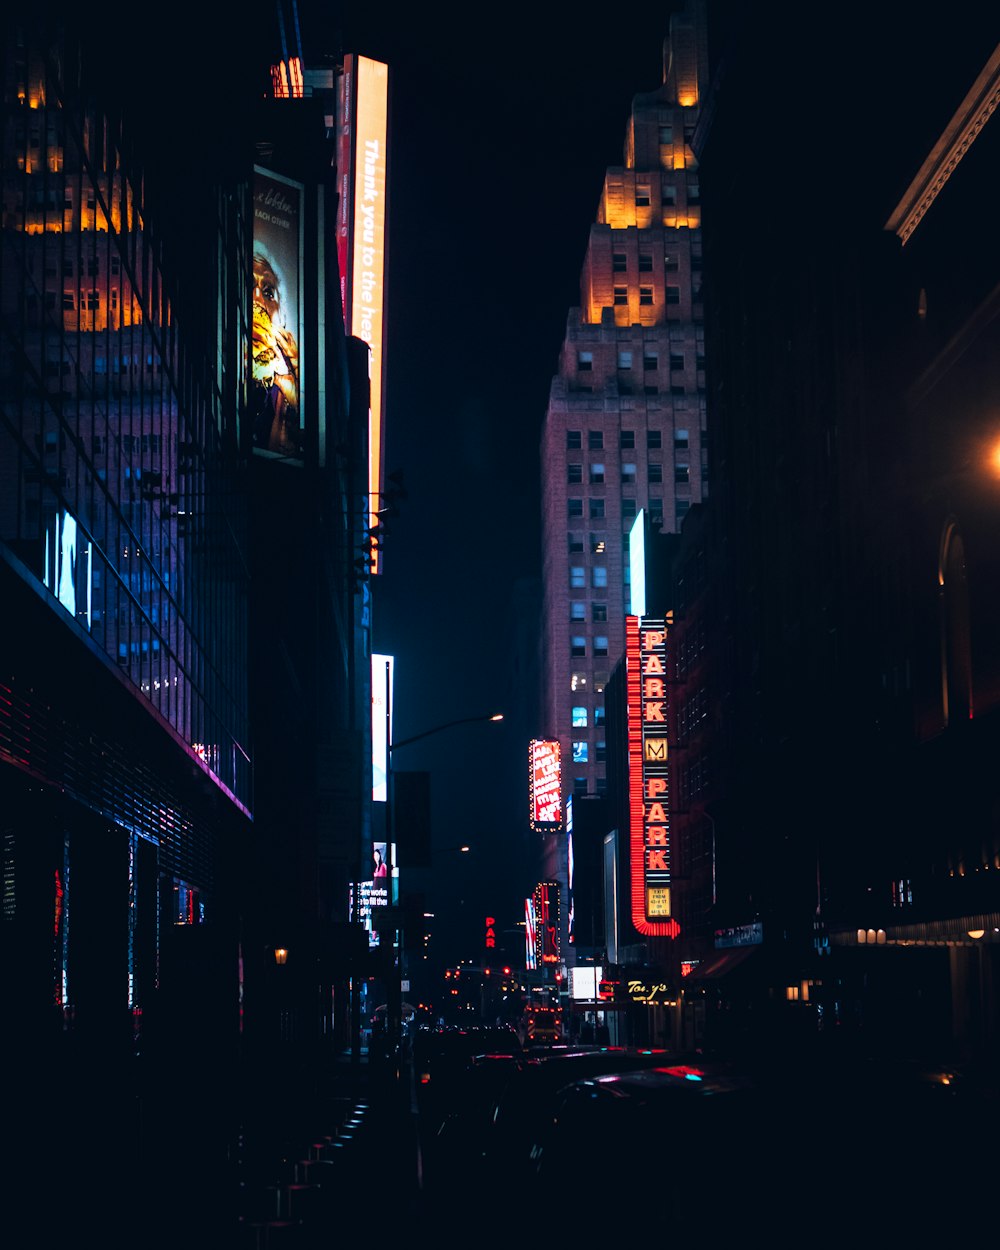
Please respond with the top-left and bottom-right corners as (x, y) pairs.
(232, 1046), (423, 1246)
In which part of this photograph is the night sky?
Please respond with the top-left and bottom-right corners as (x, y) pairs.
(300, 2), (689, 959)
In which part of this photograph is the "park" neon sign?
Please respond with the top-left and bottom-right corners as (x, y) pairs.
(626, 616), (680, 938)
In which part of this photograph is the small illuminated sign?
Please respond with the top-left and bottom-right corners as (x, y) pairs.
(535, 881), (561, 964)
(43, 510), (91, 630)
(626, 616), (680, 938)
(524, 896), (538, 971)
(626, 979), (673, 1005)
(485, 915), (496, 950)
(529, 739), (563, 831)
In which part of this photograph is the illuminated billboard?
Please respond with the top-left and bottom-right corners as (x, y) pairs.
(524, 896), (538, 971)
(529, 739), (563, 831)
(626, 616), (681, 938)
(534, 881), (561, 965)
(339, 54), (389, 574)
(251, 167), (304, 459)
(629, 510), (647, 616)
(351, 879), (389, 949)
(372, 653), (394, 802)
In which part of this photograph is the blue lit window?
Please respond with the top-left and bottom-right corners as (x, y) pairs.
(573, 741), (589, 764)
(572, 706), (588, 727)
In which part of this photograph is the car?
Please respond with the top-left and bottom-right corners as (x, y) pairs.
(523, 1047), (1000, 1238)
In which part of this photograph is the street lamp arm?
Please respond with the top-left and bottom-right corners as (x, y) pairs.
(389, 713), (503, 753)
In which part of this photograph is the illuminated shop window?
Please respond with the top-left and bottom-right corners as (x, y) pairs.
(573, 741), (589, 764)
(572, 706), (588, 727)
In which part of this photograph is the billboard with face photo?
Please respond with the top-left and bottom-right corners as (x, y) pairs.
(252, 167), (304, 458)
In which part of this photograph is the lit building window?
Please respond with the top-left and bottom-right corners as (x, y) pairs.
(572, 706), (588, 727)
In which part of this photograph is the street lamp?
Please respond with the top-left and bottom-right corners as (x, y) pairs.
(390, 713), (503, 753)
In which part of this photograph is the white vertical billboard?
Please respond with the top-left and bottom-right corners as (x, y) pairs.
(372, 653), (394, 802)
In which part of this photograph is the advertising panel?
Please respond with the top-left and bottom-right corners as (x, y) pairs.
(529, 739), (563, 831)
(341, 54), (389, 574)
(352, 879), (390, 949)
(535, 881), (561, 965)
(251, 167), (304, 458)
(524, 896), (538, 971)
(626, 616), (681, 938)
(372, 653), (394, 802)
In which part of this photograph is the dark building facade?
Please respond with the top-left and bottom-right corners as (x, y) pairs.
(665, 5), (1000, 1066)
(0, 10), (265, 1226)
(1, 11), (376, 1231)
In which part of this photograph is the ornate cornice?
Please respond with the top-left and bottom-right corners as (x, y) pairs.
(885, 45), (1000, 245)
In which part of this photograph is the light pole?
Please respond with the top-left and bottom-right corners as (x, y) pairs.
(381, 694), (503, 1071)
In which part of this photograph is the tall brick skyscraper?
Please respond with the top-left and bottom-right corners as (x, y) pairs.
(540, 2), (708, 820)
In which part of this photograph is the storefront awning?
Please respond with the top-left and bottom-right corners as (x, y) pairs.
(685, 945), (760, 981)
